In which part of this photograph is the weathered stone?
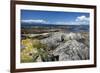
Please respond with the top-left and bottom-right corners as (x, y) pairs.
(41, 32), (89, 61)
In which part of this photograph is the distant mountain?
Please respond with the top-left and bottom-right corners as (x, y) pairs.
(21, 22), (89, 26)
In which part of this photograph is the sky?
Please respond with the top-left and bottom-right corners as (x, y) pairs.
(21, 10), (90, 25)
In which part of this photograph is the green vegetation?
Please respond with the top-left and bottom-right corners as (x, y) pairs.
(21, 38), (49, 63)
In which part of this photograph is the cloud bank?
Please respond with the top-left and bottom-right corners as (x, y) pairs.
(76, 15), (89, 22)
(21, 19), (47, 23)
(75, 15), (89, 25)
(55, 15), (89, 25)
(21, 15), (89, 25)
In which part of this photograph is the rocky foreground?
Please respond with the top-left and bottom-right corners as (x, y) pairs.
(41, 31), (89, 61)
(21, 31), (89, 62)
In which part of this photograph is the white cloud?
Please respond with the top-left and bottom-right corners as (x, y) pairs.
(55, 15), (89, 25)
(21, 19), (47, 23)
(75, 15), (89, 25)
(76, 15), (89, 21)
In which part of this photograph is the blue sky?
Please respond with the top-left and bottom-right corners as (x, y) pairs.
(21, 10), (90, 25)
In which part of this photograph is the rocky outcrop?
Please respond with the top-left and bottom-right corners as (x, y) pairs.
(41, 32), (89, 61)
(53, 40), (89, 61)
